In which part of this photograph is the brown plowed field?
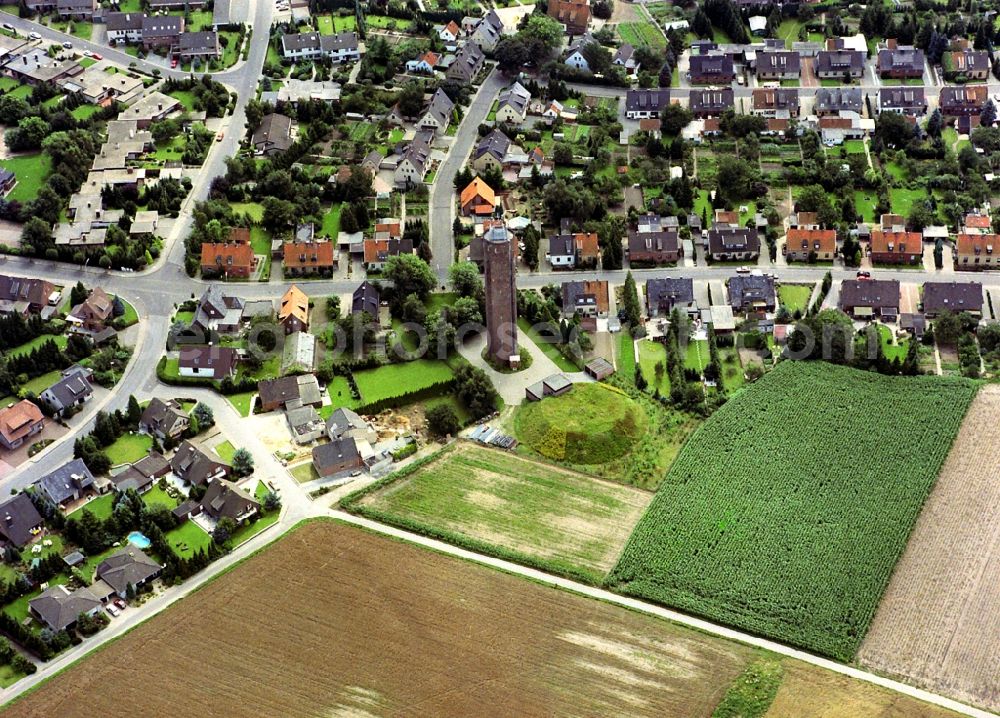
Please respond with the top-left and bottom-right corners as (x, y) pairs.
(4, 521), (750, 717)
(857, 386), (1000, 714)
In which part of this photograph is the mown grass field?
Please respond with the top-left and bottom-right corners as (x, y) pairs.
(352, 359), (454, 405)
(356, 443), (653, 580)
(515, 383), (647, 466)
(777, 284), (813, 314)
(609, 361), (977, 661)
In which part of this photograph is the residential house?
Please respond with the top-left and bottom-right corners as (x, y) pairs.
(106, 12), (145, 44)
(435, 20), (461, 44)
(756, 51), (800, 80)
(689, 89), (734, 118)
(257, 374), (323, 413)
(495, 82), (531, 123)
(548, 0), (590, 34)
(922, 281), (983, 316)
(281, 331), (316, 374)
(139, 398), (190, 441)
(29, 585), (101, 632)
(281, 31), (361, 63)
(312, 437), (366, 477)
(200, 477), (260, 524)
(878, 46), (925, 79)
(201, 241), (255, 278)
(406, 50), (440, 74)
(0, 276), (55, 315)
(94, 548), (161, 599)
(40, 365), (94, 418)
(148, 0), (206, 7)
(646, 278), (697, 317)
(789, 212), (819, 230)
(446, 42), (485, 84)
(751, 88), (799, 118)
(963, 213), (992, 234)
(955, 233), (1000, 269)
(546, 232), (600, 269)
(624, 89), (670, 119)
(56, 0), (96, 18)
(287, 405), (325, 444)
(728, 274), (776, 312)
(708, 228), (760, 261)
(815, 50), (865, 79)
(252, 113), (294, 156)
(818, 113), (872, 144)
(352, 281), (380, 321)
(564, 34), (596, 71)
(417, 88), (455, 133)
(460, 177), (497, 216)
(471, 10), (504, 52)
(142, 16), (184, 50)
(0, 493), (41, 548)
(877, 87), (927, 115)
(394, 131), (432, 186)
(628, 214), (681, 266)
(110, 452), (169, 494)
(326, 407), (377, 444)
(170, 441), (230, 486)
(471, 129), (511, 172)
(279, 285), (310, 334)
(814, 87), (863, 116)
(0, 168), (15, 197)
(36, 458), (94, 507)
(178, 31), (220, 61)
(943, 49), (989, 81)
(612, 43), (639, 75)
(561, 280), (609, 318)
(839, 279), (900, 319)
(784, 228), (836, 262)
(869, 230), (923, 265)
(689, 52), (735, 84)
(67, 287), (113, 333)
(0, 400), (44, 451)
(191, 285), (245, 335)
(939, 85), (987, 118)
(282, 240), (337, 277)
(178, 346), (238, 379)
(363, 238), (414, 271)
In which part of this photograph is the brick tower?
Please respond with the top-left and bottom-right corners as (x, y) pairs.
(483, 224), (518, 367)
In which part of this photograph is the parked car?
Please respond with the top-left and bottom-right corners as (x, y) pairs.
(106, 605), (120, 617)
(61, 41), (72, 49)
(113, 598), (126, 610)
(170, 57), (178, 68)
(82, 49), (92, 57)
(28, 31), (40, 40)
(216, 131), (224, 141)
(91, 53), (102, 60)
(1, 23), (14, 32)
(736, 266), (752, 274)
(856, 270), (871, 279)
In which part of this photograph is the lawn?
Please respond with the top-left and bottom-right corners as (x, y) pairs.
(352, 360), (455, 406)
(231, 202), (265, 222)
(105, 432), (153, 466)
(842, 139), (866, 154)
(365, 14), (413, 30)
(638, 340), (670, 395)
(890, 188), (927, 217)
(514, 382), (647, 466)
(68, 493), (115, 521)
(325, 375), (358, 412)
(608, 361), (978, 661)
(143, 484), (178, 510)
(165, 520), (212, 559)
(350, 443), (653, 582)
(683, 339), (709, 372)
(6, 334), (68, 359)
(20, 369), (63, 396)
(2, 153), (52, 204)
(517, 318), (579, 372)
(0, 663), (26, 688)
(776, 18), (803, 45)
(290, 461), (318, 483)
(19, 534), (64, 564)
(616, 331), (636, 379)
(71, 103), (100, 120)
(617, 20), (666, 48)
(228, 391), (256, 417)
(876, 323), (909, 362)
(719, 346), (745, 391)
(229, 511), (279, 546)
(250, 227), (271, 280)
(168, 90), (198, 112)
(854, 189), (878, 223)
(777, 284), (813, 314)
(321, 203), (342, 238)
(118, 298), (139, 327)
(214, 440), (236, 463)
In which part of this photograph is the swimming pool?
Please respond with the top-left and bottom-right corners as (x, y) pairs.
(127, 531), (151, 550)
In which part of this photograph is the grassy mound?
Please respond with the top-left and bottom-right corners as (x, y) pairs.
(515, 383), (647, 464)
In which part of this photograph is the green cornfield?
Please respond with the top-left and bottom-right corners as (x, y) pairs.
(608, 361), (977, 661)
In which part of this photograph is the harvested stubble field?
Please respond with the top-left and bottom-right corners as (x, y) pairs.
(608, 361), (977, 661)
(857, 385), (1000, 714)
(5, 521), (753, 718)
(354, 442), (652, 580)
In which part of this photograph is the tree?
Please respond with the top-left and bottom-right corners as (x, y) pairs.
(21, 217), (54, 255)
(426, 403), (460, 436)
(397, 81), (425, 118)
(263, 491), (281, 512)
(453, 364), (499, 419)
(981, 99), (997, 128)
(384, 254), (435, 305)
(70, 281), (88, 306)
(126, 396), (141, 427)
(522, 224), (540, 270)
(494, 36), (530, 74)
(212, 517), (237, 544)
(925, 108), (942, 138)
(449, 261), (483, 299)
(231, 448), (254, 477)
(934, 310), (962, 346)
(519, 15), (563, 54)
(325, 295), (341, 320)
(401, 292), (427, 325)
(192, 402), (214, 427)
(622, 271), (642, 334)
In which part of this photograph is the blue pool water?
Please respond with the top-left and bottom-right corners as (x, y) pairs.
(127, 531), (151, 549)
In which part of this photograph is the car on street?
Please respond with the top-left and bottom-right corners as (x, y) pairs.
(28, 31), (40, 40)
(856, 271), (871, 279)
(170, 57), (178, 68)
(216, 131), (224, 141)
(91, 52), (102, 60)
(736, 266), (752, 274)
(61, 41), (72, 49)
(82, 49), (92, 57)
(1, 23), (14, 32)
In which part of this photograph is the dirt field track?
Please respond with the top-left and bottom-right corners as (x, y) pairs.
(4, 522), (968, 718)
(858, 386), (1000, 714)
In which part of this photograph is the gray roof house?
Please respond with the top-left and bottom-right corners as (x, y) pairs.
(287, 405), (325, 444)
(39, 365), (94, 417)
(325, 407), (377, 444)
(728, 274), (776, 311)
(139, 398), (190, 441)
(472, 129), (511, 169)
(281, 331), (317, 374)
(0, 493), (42, 548)
(200, 478), (260, 524)
(624, 89), (671, 119)
(878, 87), (927, 115)
(36, 458), (95, 507)
(29, 584), (101, 631)
(646, 278), (697, 317)
(814, 87), (863, 115)
(446, 42), (485, 84)
(352, 281), (379, 318)
(94, 547), (161, 597)
(815, 50), (865, 78)
(170, 441), (230, 486)
(877, 46), (925, 78)
(689, 88), (734, 117)
(252, 113), (294, 156)
(417, 88), (454, 132)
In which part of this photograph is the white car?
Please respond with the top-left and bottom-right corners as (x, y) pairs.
(82, 49), (93, 57)
(61, 41), (72, 49)
(106, 605), (120, 617)
(28, 31), (40, 40)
